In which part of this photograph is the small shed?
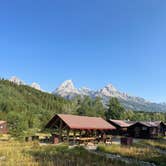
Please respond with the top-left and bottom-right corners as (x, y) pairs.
(45, 114), (115, 143)
(128, 121), (161, 139)
(0, 121), (7, 134)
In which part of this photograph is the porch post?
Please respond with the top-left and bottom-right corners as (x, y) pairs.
(73, 130), (76, 144)
(79, 130), (82, 138)
(67, 128), (70, 143)
(59, 119), (63, 142)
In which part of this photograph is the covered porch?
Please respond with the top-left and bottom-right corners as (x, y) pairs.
(45, 114), (116, 145)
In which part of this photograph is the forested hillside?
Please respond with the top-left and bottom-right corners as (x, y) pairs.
(0, 79), (165, 137)
(0, 79), (76, 136)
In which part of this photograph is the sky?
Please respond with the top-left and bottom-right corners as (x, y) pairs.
(0, 0), (166, 102)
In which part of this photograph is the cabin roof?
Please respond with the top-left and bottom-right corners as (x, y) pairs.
(130, 121), (162, 128)
(46, 114), (116, 130)
(109, 119), (134, 127)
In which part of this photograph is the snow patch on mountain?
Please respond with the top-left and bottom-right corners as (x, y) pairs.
(53, 80), (80, 99)
(9, 76), (25, 85)
(9, 76), (42, 91)
(79, 87), (95, 96)
(31, 82), (41, 91)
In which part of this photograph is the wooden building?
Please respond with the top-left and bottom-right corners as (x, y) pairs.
(108, 119), (130, 135)
(45, 114), (115, 143)
(108, 119), (134, 136)
(127, 121), (162, 139)
(159, 122), (166, 136)
(0, 121), (7, 134)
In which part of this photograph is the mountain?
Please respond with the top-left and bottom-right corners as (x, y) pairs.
(53, 80), (96, 99)
(79, 87), (96, 97)
(53, 80), (80, 99)
(31, 82), (41, 91)
(53, 80), (166, 112)
(9, 76), (42, 91)
(9, 76), (25, 85)
(7, 77), (166, 112)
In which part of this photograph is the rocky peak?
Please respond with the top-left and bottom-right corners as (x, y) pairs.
(79, 87), (94, 96)
(58, 80), (75, 90)
(79, 87), (91, 92)
(105, 83), (118, 92)
(54, 80), (80, 97)
(99, 83), (118, 97)
(9, 76), (25, 85)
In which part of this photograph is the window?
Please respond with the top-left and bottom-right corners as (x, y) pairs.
(142, 127), (147, 130)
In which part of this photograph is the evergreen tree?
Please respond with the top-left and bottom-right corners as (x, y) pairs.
(105, 97), (125, 120)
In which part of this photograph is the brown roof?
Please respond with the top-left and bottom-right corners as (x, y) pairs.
(109, 119), (133, 127)
(129, 121), (162, 128)
(46, 114), (116, 130)
(138, 121), (161, 127)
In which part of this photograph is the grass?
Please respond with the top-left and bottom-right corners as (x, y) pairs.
(0, 141), (135, 166)
(138, 139), (166, 150)
(0, 134), (11, 141)
(97, 142), (166, 166)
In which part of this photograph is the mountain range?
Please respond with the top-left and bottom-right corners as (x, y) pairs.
(53, 80), (166, 112)
(9, 77), (166, 112)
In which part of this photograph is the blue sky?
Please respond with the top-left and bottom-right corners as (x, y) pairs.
(0, 0), (166, 102)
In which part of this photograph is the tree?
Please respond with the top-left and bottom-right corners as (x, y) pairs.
(92, 97), (105, 118)
(7, 112), (28, 137)
(76, 96), (105, 117)
(105, 97), (125, 120)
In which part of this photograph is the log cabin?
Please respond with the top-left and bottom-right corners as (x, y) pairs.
(127, 121), (162, 139)
(108, 120), (166, 138)
(108, 119), (130, 135)
(108, 119), (134, 136)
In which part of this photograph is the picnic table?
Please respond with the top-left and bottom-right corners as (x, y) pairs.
(77, 137), (96, 141)
(75, 137), (96, 145)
